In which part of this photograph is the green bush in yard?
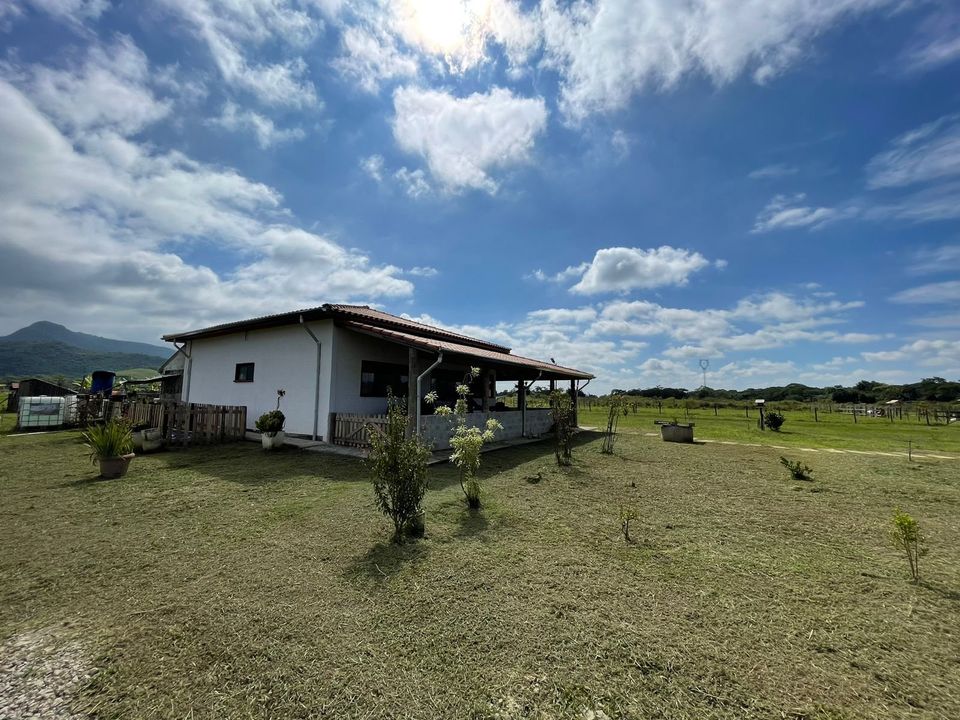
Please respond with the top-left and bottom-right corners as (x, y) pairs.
(764, 411), (785, 431)
(368, 393), (431, 542)
(551, 390), (576, 466)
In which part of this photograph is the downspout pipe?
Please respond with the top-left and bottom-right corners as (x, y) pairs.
(174, 341), (192, 403)
(415, 351), (443, 437)
(521, 370), (543, 438)
(300, 315), (322, 441)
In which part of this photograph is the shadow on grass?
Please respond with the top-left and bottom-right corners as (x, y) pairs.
(920, 580), (960, 602)
(345, 538), (431, 583)
(454, 508), (489, 539)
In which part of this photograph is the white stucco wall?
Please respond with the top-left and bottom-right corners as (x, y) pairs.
(330, 327), (413, 415)
(180, 320), (334, 438)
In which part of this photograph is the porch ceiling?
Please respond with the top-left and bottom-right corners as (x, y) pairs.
(340, 320), (594, 382)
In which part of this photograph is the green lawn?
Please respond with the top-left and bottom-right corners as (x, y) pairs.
(1, 430), (958, 718)
(578, 403), (960, 454)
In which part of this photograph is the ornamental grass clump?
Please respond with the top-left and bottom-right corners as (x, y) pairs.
(426, 367), (501, 510)
(83, 419), (134, 462)
(367, 393), (431, 542)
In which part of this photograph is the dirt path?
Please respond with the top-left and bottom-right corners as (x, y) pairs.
(632, 431), (959, 460)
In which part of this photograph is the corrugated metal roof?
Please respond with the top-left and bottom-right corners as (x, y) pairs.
(341, 320), (594, 380)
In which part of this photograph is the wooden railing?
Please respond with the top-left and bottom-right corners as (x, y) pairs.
(123, 400), (247, 447)
(330, 413), (388, 448)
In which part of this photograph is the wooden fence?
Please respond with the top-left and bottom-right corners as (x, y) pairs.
(330, 413), (388, 448)
(123, 400), (247, 447)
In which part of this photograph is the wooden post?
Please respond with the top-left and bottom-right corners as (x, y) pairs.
(518, 380), (527, 437)
(814, 407), (818, 422)
(406, 347), (418, 437)
(482, 369), (491, 412)
(714, 404), (718, 416)
(570, 379), (578, 427)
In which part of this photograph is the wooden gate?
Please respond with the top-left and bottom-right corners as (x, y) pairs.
(330, 413), (388, 448)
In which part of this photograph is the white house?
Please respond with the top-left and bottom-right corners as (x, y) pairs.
(162, 304), (594, 449)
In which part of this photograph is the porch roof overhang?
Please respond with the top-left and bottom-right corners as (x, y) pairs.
(340, 320), (594, 382)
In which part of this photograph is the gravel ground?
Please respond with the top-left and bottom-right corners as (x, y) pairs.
(0, 629), (94, 719)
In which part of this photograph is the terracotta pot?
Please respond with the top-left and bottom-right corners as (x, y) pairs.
(98, 453), (136, 479)
(261, 430), (286, 450)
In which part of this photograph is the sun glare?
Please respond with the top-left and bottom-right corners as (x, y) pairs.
(399, 0), (495, 62)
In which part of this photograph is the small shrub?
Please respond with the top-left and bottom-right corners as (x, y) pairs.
(780, 456), (813, 481)
(368, 393), (431, 542)
(551, 390), (576, 466)
(764, 411), (785, 431)
(619, 505), (638, 542)
(891, 508), (926, 583)
(255, 410), (285, 433)
(83, 419), (133, 462)
(764, 410), (786, 431)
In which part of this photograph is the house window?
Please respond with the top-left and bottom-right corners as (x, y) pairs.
(360, 360), (408, 397)
(234, 363), (255, 383)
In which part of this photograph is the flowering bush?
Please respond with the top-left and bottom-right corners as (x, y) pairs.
(426, 367), (501, 509)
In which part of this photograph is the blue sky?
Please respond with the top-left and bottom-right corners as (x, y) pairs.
(1, 0), (959, 392)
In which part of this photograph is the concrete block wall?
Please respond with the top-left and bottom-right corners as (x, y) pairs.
(420, 408), (554, 450)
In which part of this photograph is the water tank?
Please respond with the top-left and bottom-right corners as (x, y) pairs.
(90, 371), (116, 395)
(18, 396), (66, 429)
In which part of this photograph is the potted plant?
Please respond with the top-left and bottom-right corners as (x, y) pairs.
(84, 419), (135, 478)
(257, 390), (287, 450)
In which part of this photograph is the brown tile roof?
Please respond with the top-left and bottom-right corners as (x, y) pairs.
(162, 304), (509, 352)
(326, 305), (509, 352)
(341, 321), (594, 381)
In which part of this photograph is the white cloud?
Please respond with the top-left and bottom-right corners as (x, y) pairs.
(393, 166), (432, 197)
(896, 9), (960, 75)
(569, 246), (711, 295)
(863, 339), (960, 366)
(392, 85), (547, 194)
(157, 0), (324, 108)
(333, 24), (419, 93)
(751, 193), (849, 232)
(908, 244), (960, 275)
(19, 0), (107, 23)
(890, 281), (960, 305)
(748, 163), (798, 179)
(0, 51), (412, 343)
(209, 101), (305, 148)
(540, 0), (898, 122)
(360, 154), (385, 182)
(12, 35), (171, 136)
(408, 265), (439, 277)
(866, 114), (960, 189)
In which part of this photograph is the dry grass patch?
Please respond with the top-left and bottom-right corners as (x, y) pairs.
(0, 430), (958, 718)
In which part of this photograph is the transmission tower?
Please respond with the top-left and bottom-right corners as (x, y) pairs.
(699, 359), (710, 389)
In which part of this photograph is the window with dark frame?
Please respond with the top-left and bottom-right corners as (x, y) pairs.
(234, 362), (255, 383)
(360, 360), (408, 397)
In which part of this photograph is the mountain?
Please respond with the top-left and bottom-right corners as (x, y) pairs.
(0, 321), (169, 358)
(0, 341), (165, 381)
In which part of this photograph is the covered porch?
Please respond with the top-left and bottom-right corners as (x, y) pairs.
(329, 320), (593, 450)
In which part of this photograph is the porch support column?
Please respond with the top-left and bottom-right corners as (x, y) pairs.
(570, 379), (578, 428)
(518, 379), (527, 437)
(482, 369), (491, 412)
(406, 347), (419, 438)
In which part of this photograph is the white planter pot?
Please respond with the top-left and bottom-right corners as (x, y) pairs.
(261, 430), (286, 450)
